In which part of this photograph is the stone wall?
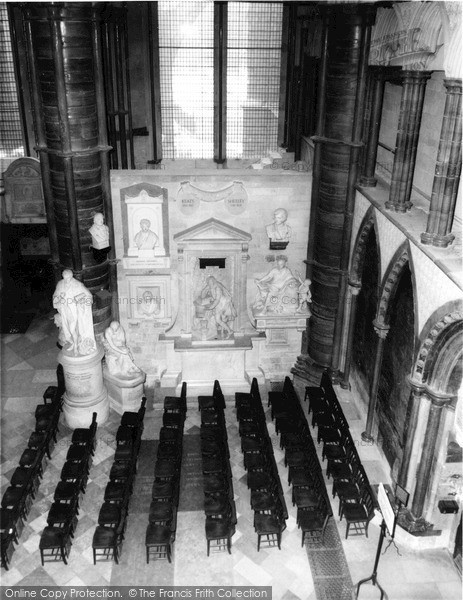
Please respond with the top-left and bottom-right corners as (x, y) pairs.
(110, 168), (311, 385)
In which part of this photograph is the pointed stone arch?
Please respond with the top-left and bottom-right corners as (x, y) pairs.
(349, 206), (381, 286)
(376, 242), (412, 326)
(412, 302), (463, 395)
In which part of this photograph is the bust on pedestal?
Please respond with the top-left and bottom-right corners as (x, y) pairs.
(102, 321), (146, 415)
(53, 269), (109, 429)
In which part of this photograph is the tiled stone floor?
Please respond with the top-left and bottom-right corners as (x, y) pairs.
(1, 315), (461, 600)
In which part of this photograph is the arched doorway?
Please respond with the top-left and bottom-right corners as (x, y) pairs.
(352, 225), (380, 398)
(377, 263), (415, 470)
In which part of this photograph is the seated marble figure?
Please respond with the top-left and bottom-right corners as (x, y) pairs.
(103, 321), (141, 379)
(252, 256), (300, 315)
(193, 276), (237, 340)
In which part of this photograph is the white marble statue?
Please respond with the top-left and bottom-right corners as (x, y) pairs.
(253, 255), (300, 315)
(134, 218), (158, 255)
(103, 321), (141, 379)
(89, 212), (110, 249)
(194, 276), (237, 339)
(266, 208), (292, 242)
(296, 277), (312, 315)
(53, 269), (97, 356)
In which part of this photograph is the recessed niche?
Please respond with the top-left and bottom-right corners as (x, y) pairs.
(199, 258), (226, 269)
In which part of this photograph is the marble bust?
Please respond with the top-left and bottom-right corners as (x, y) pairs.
(88, 212), (110, 249)
(52, 269), (96, 356)
(103, 321), (141, 379)
(134, 218), (158, 257)
(266, 208), (292, 242)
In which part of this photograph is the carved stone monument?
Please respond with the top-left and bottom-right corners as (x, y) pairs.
(53, 270), (109, 428)
(102, 321), (146, 415)
(121, 183), (170, 269)
(192, 276), (237, 341)
(3, 157), (46, 223)
(251, 257), (311, 332)
(252, 255), (299, 315)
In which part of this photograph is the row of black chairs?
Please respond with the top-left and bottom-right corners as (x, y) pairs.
(40, 411), (98, 565)
(200, 381), (237, 556)
(145, 384), (187, 563)
(92, 399), (146, 564)
(1, 385), (63, 570)
(306, 372), (376, 538)
(237, 379), (288, 552)
(269, 377), (332, 546)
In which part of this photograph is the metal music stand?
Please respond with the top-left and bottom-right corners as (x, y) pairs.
(382, 484), (410, 556)
(356, 519), (388, 600)
(356, 483), (397, 600)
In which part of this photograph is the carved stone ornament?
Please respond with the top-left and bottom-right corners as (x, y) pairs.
(4, 157), (46, 223)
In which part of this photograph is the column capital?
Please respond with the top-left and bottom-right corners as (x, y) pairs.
(444, 78), (462, 93)
(399, 70), (433, 83)
(349, 283), (362, 296)
(407, 376), (455, 406)
(372, 318), (390, 339)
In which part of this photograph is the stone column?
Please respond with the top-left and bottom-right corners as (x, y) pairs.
(385, 70), (432, 212)
(299, 5), (377, 384)
(359, 67), (400, 187)
(340, 282), (361, 389)
(411, 391), (453, 517)
(361, 319), (389, 443)
(397, 381), (423, 488)
(421, 78), (462, 248)
(22, 3), (114, 336)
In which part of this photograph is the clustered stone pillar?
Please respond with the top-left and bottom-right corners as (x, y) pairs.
(361, 318), (389, 443)
(421, 78), (462, 248)
(360, 66), (401, 187)
(22, 3), (116, 336)
(360, 67), (388, 187)
(411, 392), (453, 517)
(397, 382), (423, 489)
(294, 5), (376, 385)
(385, 70), (432, 212)
(341, 282), (361, 389)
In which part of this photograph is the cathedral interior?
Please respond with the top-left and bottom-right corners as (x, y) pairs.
(0, 1), (462, 597)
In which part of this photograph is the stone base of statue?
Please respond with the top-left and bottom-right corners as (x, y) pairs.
(59, 346), (109, 430)
(103, 369), (146, 415)
(252, 311), (310, 333)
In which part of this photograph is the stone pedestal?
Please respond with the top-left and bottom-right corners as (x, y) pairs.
(103, 369), (146, 415)
(59, 346), (109, 429)
(165, 335), (257, 394)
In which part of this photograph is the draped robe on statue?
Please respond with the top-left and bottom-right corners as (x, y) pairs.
(53, 272), (96, 356)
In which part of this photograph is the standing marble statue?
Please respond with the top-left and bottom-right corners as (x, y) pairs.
(53, 269), (96, 356)
(103, 321), (141, 378)
(88, 212), (110, 249)
(266, 208), (292, 242)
